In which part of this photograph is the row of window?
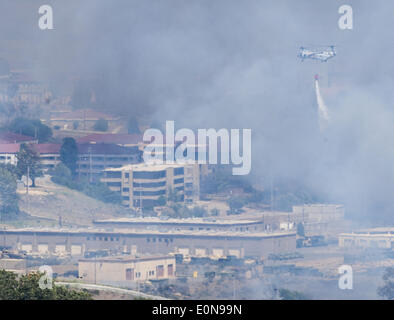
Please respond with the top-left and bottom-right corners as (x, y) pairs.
(133, 190), (166, 196)
(146, 237), (174, 243)
(134, 170), (167, 179)
(86, 236), (120, 242)
(133, 181), (166, 188)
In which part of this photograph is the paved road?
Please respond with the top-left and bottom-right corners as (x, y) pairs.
(56, 281), (169, 300)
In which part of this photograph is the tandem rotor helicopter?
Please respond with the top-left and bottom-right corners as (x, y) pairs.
(298, 45), (336, 62)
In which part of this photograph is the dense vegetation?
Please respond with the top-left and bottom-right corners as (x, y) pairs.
(16, 143), (43, 187)
(378, 267), (394, 300)
(0, 164), (19, 219)
(7, 117), (52, 143)
(0, 270), (91, 300)
(93, 118), (108, 132)
(49, 164), (121, 205)
(278, 288), (309, 300)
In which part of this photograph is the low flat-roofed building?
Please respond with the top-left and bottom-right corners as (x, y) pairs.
(78, 254), (175, 283)
(339, 228), (394, 249)
(0, 227), (296, 260)
(101, 162), (200, 208)
(0, 144), (19, 165)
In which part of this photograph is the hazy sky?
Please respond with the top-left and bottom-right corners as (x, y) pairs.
(2, 0), (394, 221)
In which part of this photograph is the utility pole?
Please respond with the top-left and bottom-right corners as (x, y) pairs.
(88, 147), (92, 183)
(26, 165), (29, 195)
(26, 165), (30, 214)
(270, 174), (274, 212)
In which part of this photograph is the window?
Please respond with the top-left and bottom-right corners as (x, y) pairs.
(107, 182), (121, 187)
(106, 171), (122, 179)
(133, 170), (166, 179)
(133, 181), (166, 188)
(133, 190), (166, 196)
(174, 167), (184, 176)
(174, 178), (184, 184)
(168, 264), (174, 276)
(156, 265), (164, 277)
(126, 268), (134, 281)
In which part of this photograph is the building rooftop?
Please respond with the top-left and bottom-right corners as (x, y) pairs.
(32, 143), (61, 154)
(104, 162), (189, 172)
(0, 143), (20, 153)
(77, 143), (140, 155)
(50, 109), (120, 121)
(2, 227), (295, 239)
(94, 217), (262, 226)
(0, 132), (36, 144)
(79, 254), (174, 263)
(341, 227), (394, 235)
(76, 133), (143, 145)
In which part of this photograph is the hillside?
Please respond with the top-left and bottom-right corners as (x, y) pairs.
(14, 175), (129, 227)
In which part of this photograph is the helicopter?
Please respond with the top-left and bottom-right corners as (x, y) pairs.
(298, 45), (336, 62)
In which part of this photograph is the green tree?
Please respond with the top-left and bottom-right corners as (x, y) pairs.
(227, 197), (245, 215)
(93, 118), (108, 132)
(378, 267), (394, 300)
(60, 137), (78, 176)
(278, 288), (309, 300)
(9, 117), (52, 142)
(16, 143), (43, 187)
(0, 166), (19, 220)
(0, 270), (92, 300)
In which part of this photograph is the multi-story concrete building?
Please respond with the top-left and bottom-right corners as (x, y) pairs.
(0, 142), (141, 180)
(101, 163), (200, 209)
(76, 143), (141, 180)
(78, 255), (176, 283)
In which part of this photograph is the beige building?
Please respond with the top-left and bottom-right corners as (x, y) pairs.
(78, 255), (176, 282)
(339, 228), (394, 249)
(292, 204), (345, 236)
(101, 163), (200, 209)
(46, 109), (120, 131)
